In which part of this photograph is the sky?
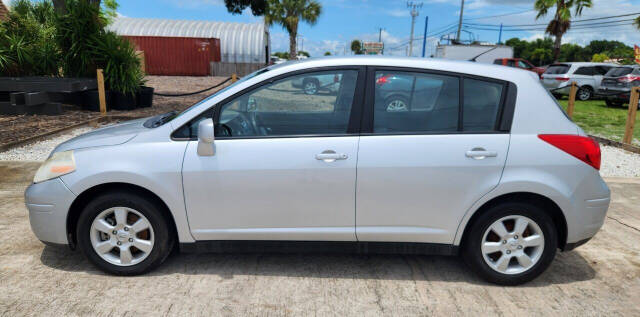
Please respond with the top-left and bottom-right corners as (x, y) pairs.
(7, 0), (640, 57)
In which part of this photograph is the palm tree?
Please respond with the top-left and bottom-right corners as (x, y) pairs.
(534, 0), (592, 62)
(267, 0), (321, 60)
(635, 16), (640, 30)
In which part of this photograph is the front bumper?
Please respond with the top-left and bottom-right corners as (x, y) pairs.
(24, 178), (76, 245)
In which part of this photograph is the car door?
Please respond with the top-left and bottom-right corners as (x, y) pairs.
(355, 68), (511, 244)
(573, 66), (596, 88)
(179, 67), (364, 241)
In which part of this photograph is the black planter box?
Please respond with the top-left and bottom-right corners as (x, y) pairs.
(81, 90), (111, 112)
(136, 86), (154, 108)
(111, 91), (137, 110)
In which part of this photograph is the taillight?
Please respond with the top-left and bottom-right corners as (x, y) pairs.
(555, 77), (570, 82)
(376, 75), (389, 85)
(618, 76), (640, 83)
(538, 134), (601, 170)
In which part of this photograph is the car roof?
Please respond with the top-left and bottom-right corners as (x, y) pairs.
(265, 55), (535, 83)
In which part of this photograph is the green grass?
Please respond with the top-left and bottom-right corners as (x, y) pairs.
(557, 98), (639, 145)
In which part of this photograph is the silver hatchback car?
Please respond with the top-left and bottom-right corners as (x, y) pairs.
(26, 57), (610, 285)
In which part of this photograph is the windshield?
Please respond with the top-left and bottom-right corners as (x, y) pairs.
(606, 67), (634, 77)
(144, 67), (271, 128)
(544, 64), (570, 75)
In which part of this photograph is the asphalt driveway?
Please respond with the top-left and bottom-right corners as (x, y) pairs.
(1, 161), (638, 316)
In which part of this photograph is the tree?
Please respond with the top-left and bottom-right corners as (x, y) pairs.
(635, 16), (640, 30)
(530, 48), (553, 66)
(267, 0), (322, 60)
(324, 51), (331, 56)
(297, 50), (310, 57)
(223, 0), (267, 16)
(534, 0), (592, 62)
(591, 53), (609, 62)
(350, 39), (363, 55)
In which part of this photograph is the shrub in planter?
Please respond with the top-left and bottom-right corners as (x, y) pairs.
(93, 31), (144, 110)
(81, 89), (111, 112)
(111, 91), (137, 110)
(136, 86), (154, 108)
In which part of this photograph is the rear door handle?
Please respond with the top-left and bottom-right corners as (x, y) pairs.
(316, 150), (348, 162)
(465, 148), (498, 160)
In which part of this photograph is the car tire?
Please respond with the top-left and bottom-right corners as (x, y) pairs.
(462, 202), (558, 285)
(76, 191), (174, 275)
(384, 95), (410, 112)
(605, 99), (623, 108)
(577, 86), (593, 101)
(302, 78), (319, 95)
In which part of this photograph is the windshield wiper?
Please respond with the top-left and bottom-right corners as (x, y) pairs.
(144, 110), (178, 128)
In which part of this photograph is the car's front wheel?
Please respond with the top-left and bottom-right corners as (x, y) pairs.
(76, 192), (174, 275)
(605, 99), (623, 108)
(462, 202), (557, 285)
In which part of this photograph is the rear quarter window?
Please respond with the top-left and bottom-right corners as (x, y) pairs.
(606, 67), (633, 77)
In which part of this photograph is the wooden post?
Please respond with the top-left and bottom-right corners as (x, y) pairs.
(567, 81), (578, 119)
(96, 69), (107, 115)
(623, 87), (640, 144)
(231, 73), (238, 83)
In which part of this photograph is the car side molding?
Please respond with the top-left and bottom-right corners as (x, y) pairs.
(179, 241), (459, 256)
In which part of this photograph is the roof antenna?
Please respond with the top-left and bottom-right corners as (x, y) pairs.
(468, 46), (498, 62)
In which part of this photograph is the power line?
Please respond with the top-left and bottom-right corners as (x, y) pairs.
(463, 12), (640, 28)
(464, 22), (636, 32)
(463, 8), (534, 21)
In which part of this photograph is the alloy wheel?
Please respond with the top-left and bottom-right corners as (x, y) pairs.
(386, 99), (408, 112)
(304, 82), (318, 95)
(89, 207), (155, 266)
(481, 215), (544, 275)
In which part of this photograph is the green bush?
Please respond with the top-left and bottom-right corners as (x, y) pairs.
(93, 31), (144, 95)
(0, 0), (143, 95)
(0, 0), (59, 76)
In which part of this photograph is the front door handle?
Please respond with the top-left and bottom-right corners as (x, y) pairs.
(316, 150), (348, 162)
(465, 148), (498, 160)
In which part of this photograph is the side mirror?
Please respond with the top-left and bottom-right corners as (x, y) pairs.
(197, 118), (215, 156)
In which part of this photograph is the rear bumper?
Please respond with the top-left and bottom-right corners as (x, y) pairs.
(24, 178), (76, 245)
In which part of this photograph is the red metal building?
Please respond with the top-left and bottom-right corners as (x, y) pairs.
(124, 36), (221, 76)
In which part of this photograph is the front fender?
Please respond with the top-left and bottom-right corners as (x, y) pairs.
(60, 141), (194, 243)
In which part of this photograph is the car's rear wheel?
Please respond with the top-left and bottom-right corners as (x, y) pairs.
(76, 192), (174, 275)
(577, 86), (593, 101)
(462, 202), (557, 285)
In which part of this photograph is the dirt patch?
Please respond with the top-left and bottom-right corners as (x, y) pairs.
(0, 76), (230, 148)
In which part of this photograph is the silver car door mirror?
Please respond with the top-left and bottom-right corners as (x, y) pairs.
(197, 118), (215, 156)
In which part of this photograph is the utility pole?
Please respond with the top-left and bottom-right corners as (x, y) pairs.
(378, 27), (385, 55)
(456, 0), (465, 42)
(297, 35), (304, 54)
(407, 1), (422, 57)
(498, 23), (503, 44)
(421, 16), (428, 58)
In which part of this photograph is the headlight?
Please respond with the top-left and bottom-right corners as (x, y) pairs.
(33, 150), (76, 183)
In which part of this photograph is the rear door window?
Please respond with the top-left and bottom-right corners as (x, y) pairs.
(371, 70), (506, 134)
(373, 71), (459, 133)
(573, 67), (594, 76)
(545, 65), (570, 75)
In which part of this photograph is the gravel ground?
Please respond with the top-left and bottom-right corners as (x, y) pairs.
(0, 127), (95, 161)
(0, 161), (639, 316)
(2, 127), (640, 178)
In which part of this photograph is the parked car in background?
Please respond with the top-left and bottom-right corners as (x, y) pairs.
(598, 65), (640, 108)
(493, 58), (546, 77)
(291, 73), (341, 95)
(540, 62), (616, 101)
(26, 57), (610, 285)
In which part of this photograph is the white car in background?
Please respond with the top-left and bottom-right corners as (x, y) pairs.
(25, 57), (610, 285)
(541, 62), (616, 100)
